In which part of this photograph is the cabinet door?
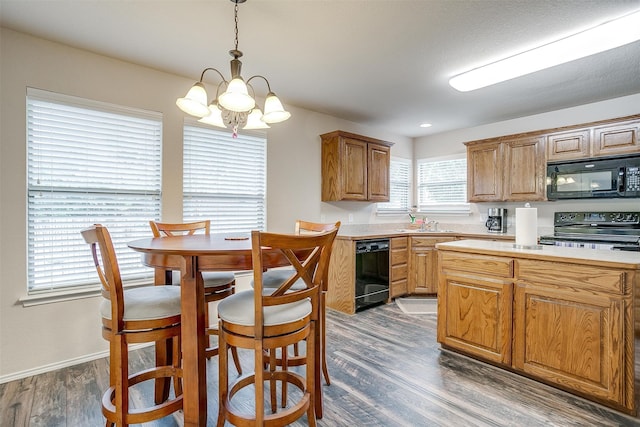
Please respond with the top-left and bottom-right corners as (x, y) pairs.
(513, 281), (629, 407)
(408, 237), (454, 294)
(437, 272), (513, 365)
(546, 129), (590, 161)
(409, 249), (431, 294)
(503, 136), (546, 201)
(367, 143), (391, 201)
(467, 141), (503, 202)
(592, 120), (640, 157)
(341, 138), (368, 200)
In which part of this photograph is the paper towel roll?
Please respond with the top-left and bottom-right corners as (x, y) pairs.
(515, 206), (537, 247)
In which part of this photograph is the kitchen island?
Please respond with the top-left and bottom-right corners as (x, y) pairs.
(436, 239), (640, 414)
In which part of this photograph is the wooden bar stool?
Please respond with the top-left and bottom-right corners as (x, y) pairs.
(81, 224), (183, 427)
(217, 227), (338, 427)
(255, 221), (340, 400)
(149, 220), (242, 373)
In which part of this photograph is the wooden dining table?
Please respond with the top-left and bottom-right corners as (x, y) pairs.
(127, 233), (323, 426)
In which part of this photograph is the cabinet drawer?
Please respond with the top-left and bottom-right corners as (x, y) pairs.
(391, 236), (408, 249)
(411, 236), (455, 248)
(391, 263), (407, 281)
(391, 248), (408, 265)
(391, 278), (408, 297)
(516, 259), (627, 294)
(440, 251), (513, 278)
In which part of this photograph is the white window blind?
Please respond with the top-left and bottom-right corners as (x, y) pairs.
(377, 157), (411, 213)
(27, 89), (161, 292)
(183, 125), (266, 232)
(417, 155), (470, 213)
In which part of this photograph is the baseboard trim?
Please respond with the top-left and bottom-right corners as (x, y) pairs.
(0, 343), (151, 384)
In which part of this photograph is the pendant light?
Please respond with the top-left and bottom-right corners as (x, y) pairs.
(176, 0), (290, 136)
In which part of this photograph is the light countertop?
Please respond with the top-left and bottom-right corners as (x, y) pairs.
(336, 223), (517, 241)
(436, 239), (640, 269)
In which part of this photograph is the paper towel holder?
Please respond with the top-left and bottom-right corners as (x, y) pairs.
(513, 203), (543, 250)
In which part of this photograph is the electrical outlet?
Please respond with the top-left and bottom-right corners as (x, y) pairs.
(348, 214), (354, 223)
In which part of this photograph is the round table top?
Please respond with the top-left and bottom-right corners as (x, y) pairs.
(128, 233), (253, 255)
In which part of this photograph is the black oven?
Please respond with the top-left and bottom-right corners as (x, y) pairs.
(546, 155), (640, 200)
(355, 238), (389, 311)
(539, 211), (640, 252)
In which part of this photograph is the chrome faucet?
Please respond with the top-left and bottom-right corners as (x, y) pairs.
(421, 219), (439, 231)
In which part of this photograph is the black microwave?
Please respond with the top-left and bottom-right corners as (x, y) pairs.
(547, 155), (640, 200)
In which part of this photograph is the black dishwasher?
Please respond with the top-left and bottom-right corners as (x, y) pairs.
(355, 239), (390, 311)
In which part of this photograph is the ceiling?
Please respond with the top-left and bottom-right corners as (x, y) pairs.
(2, 0), (640, 138)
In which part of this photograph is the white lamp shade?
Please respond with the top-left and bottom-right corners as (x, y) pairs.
(261, 92), (291, 123)
(176, 82), (210, 117)
(198, 103), (226, 128)
(243, 108), (270, 130)
(218, 77), (256, 112)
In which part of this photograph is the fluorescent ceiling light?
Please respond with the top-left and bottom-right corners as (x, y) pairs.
(449, 9), (640, 92)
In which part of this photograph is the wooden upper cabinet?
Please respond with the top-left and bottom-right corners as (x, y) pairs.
(467, 141), (503, 202)
(321, 130), (393, 202)
(547, 116), (640, 161)
(547, 129), (590, 161)
(503, 136), (546, 201)
(466, 136), (545, 202)
(592, 120), (640, 157)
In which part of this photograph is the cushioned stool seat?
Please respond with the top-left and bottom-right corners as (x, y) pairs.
(218, 289), (312, 327)
(173, 270), (236, 288)
(100, 286), (181, 321)
(252, 268), (306, 290)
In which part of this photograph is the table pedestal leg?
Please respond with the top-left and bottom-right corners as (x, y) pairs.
(181, 256), (208, 427)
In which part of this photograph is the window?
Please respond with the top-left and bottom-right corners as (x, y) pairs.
(27, 88), (162, 293)
(183, 125), (266, 232)
(417, 154), (470, 213)
(377, 157), (411, 213)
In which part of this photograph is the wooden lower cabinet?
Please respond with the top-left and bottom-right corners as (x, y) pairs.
(437, 249), (636, 414)
(390, 237), (408, 298)
(437, 272), (513, 365)
(326, 238), (356, 314)
(513, 259), (633, 410)
(409, 236), (454, 294)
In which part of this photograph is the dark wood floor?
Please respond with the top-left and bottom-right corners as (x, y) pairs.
(3, 302), (640, 426)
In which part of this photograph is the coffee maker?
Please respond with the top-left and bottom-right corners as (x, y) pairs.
(485, 208), (507, 233)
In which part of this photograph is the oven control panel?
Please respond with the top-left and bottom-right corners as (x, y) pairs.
(555, 211), (640, 225)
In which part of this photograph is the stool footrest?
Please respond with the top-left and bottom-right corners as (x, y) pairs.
(225, 371), (311, 427)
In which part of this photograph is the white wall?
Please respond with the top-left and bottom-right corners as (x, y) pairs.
(0, 28), (411, 380)
(414, 94), (640, 231)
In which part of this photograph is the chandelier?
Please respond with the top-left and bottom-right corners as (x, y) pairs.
(176, 0), (291, 137)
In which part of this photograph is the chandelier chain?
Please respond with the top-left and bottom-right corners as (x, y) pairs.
(234, 2), (239, 51)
